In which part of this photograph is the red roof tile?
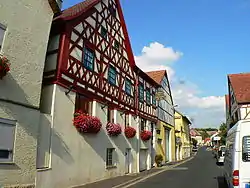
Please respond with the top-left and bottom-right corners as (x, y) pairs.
(55, 0), (100, 21)
(228, 73), (250, 104)
(146, 70), (166, 84)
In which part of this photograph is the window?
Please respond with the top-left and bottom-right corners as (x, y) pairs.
(242, 136), (250, 162)
(146, 89), (151, 104)
(108, 5), (116, 17)
(107, 108), (114, 123)
(0, 23), (6, 51)
(101, 26), (107, 39)
(139, 83), (144, 102)
(0, 118), (16, 163)
(75, 94), (92, 115)
(106, 148), (115, 167)
(125, 78), (132, 95)
(114, 40), (119, 50)
(141, 118), (146, 131)
(125, 114), (129, 128)
(83, 48), (94, 71)
(152, 94), (156, 105)
(108, 65), (117, 85)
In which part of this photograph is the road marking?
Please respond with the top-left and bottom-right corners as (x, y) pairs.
(118, 153), (197, 188)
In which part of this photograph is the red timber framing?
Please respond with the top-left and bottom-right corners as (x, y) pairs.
(135, 66), (159, 123)
(43, 0), (138, 114)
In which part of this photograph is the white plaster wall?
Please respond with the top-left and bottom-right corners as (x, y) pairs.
(37, 85), (139, 188)
(0, 101), (40, 187)
(240, 105), (250, 120)
(0, 0), (54, 107)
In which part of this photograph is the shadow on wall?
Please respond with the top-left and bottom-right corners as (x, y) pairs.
(0, 75), (74, 166)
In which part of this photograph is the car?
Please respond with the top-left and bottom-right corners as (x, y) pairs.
(224, 120), (250, 188)
(192, 146), (198, 152)
(216, 145), (226, 165)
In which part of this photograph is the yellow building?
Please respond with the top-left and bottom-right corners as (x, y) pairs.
(174, 111), (192, 160)
(146, 70), (175, 164)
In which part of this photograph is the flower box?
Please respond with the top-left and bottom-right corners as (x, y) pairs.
(106, 122), (122, 136)
(140, 130), (152, 141)
(124, 127), (136, 138)
(73, 111), (102, 134)
(0, 56), (10, 79)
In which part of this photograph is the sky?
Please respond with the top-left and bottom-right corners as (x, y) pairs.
(62, 0), (250, 128)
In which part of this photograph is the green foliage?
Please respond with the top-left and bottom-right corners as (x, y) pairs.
(155, 154), (163, 167)
(219, 122), (227, 145)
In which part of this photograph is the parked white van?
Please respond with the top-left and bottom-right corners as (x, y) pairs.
(224, 120), (250, 188)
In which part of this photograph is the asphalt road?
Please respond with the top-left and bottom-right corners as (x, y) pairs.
(129, 147), (228, 188)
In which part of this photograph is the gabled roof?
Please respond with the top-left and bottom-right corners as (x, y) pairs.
(54, 0), (100, 21)
(228, 73), (250, 104)
(146, 70), (166, 84)
(190, 128), (201, 137)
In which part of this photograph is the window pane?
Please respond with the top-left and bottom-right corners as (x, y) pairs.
(84, 48), (94, 70)
(0, 25), (6, 50)
(0, 122), (15, 150)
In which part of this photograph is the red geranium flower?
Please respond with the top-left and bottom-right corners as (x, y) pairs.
(106, 122), (122, 136)
(0, 56), (10, 79)
(125, 127), (136, 138)
(140, 130), (152, 141)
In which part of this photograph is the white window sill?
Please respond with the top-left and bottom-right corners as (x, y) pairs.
(37, 167), (52, 172)
(0, 161), (15, 165)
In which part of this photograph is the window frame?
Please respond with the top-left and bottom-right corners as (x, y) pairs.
(242, 136), (250, 162)
(108, 65), (117, 85)
(75, 94), (92, 115)
(100, 26), (108, 39)
(146, 89), (151, 105)
(138, 83), (144, 102)
(0, 118), (16, 163)
(125, 78), (132, 95)
(0, 23), (6, 51)
(83, 47), (95, 71)
(106, 148), (115, 167)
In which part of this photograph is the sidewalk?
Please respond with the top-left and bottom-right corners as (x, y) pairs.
(74, 155), (195, 188)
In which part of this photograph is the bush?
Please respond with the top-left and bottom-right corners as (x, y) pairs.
(155, 154), (163, 167)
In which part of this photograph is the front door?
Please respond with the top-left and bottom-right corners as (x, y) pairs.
(165, 129), (170, 162)
(125, 148), (131, 174)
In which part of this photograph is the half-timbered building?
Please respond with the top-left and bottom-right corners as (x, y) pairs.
(227, 73), (250, 129)
(134, 66), (159, 170)
(37, 0), (155, 187)
(146, 70), (176, 163)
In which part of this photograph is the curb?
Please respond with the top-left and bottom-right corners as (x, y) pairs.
(116, 153), (197, 188)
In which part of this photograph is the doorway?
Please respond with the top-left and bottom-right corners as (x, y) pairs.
(125, 148), (131, 174)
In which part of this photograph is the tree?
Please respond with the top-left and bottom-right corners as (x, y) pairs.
(192, 138), (198, 146)
(200, 130), (209, 140)
(219, 122), (227, 145)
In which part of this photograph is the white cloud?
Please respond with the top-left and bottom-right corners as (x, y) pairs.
(135, 42), (225, 128)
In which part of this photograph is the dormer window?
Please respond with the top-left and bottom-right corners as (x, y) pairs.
(101, 26), (107, 39)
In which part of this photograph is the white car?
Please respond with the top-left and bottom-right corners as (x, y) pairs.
(217, 145), (226, 164)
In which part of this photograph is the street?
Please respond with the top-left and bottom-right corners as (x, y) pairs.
(129, 147), (227, 188)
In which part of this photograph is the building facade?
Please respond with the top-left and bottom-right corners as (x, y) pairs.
(146, 70), (175, 163)
(0, 0), (59, 187)
(36, 0), (158, 187)
(227, 73), (250, 130)
(175, 111), (192, 160)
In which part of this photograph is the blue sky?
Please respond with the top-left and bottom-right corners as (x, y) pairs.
(62, 0), (250, 127)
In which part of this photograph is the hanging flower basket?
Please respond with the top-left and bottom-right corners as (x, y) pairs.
(73, 111), (102, 134)
(106, 122), (122, 136)
(140, 130), (152, 141)
(0, 56), (10, 79)
(124, 127), (136, 138)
